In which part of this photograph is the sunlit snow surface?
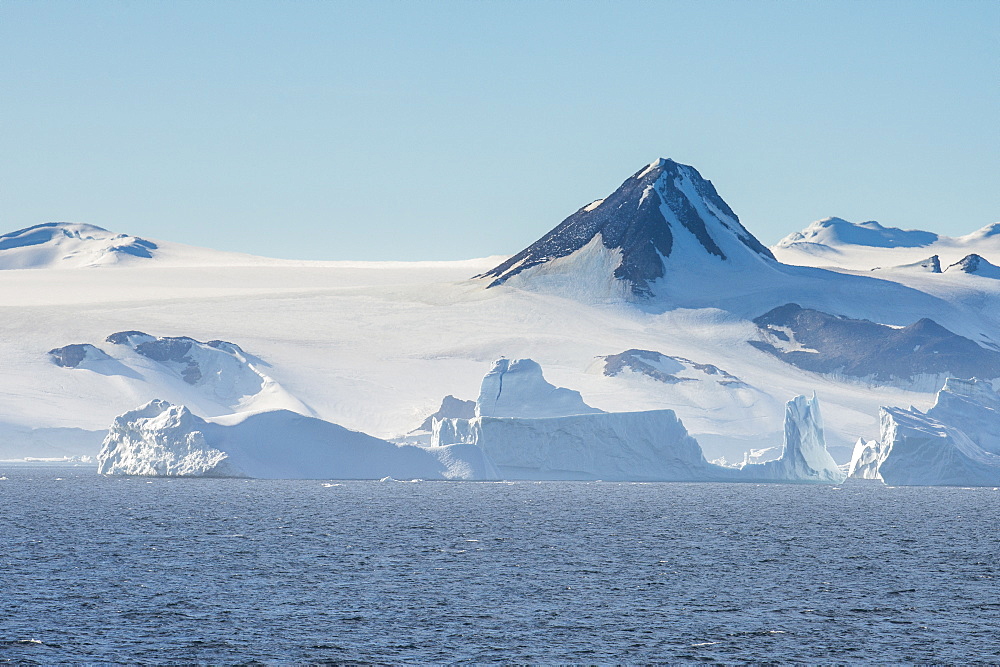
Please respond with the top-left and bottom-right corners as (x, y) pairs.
(1, 466), (998, 663)
(0, 252), (967, 464)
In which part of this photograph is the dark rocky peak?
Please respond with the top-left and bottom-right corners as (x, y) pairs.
(478, 158), (775, 298)
(873, 255), (941, 273)
(945, 254), (1000, 278)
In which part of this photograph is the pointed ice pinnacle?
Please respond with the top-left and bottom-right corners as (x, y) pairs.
(478, 158), (775, 298)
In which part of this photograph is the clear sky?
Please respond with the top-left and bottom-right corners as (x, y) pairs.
(1, 1), (997, 260)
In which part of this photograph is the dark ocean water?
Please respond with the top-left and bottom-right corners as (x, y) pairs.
(1, 465), (998, 664)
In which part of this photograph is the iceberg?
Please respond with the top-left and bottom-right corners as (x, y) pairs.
(434, 408), (733, 482)
(475, 358), (603, 419)
(848, 378), (1000, 486)
(738, 394), (845, 483)
(434, 358), (843, 483)
(98, 358), (845, 483)
(98, 399), (484, 479)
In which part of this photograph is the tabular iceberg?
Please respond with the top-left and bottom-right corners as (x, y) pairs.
(98, 357), (844, 483)
(434, 408), (732, 482)
(848, 378), (1000, 486)
(475, 358), (603, 419)
(433, 358), (843, 483)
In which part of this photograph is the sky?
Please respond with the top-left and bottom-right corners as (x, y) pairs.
(1, 1), (997, 261)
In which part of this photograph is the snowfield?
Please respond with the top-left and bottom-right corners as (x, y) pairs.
(3, 159), (998, 484)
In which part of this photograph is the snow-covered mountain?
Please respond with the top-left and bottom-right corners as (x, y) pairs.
(0, 221), (307, 269)
(776, 217), (939, 250)
(478, 158), (776, 299)
(3, 158), (998, 484)
(944, 253), (1000, 278)
(773, 217), (1000, 272)
(0, 223), (160, 269)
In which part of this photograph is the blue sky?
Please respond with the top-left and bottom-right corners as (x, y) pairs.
(2, 1), (997, 260)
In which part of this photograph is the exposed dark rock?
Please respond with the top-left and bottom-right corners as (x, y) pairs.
(945, 254), (1000, 278)
(749, 303), (1000, 384)
(106, 332), (246, 385)
(48, 343), (108, 368)
(477, 159), (774, 298)
(602, 349), (747, 388)
(106, 331), (152, 344)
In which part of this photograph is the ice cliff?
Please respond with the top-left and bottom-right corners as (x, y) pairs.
(848, 378), (1000, 486)
(476, 358), (603, 419)
(738, 394), (844, 483)
(98, 399), (492, 479)
(433, 358), (842, 483)
(99, 358), (843, 483)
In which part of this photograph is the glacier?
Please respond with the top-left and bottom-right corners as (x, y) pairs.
(848, 378), (1000, 486)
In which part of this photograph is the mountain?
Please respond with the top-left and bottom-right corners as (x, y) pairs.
(749, 303), (1000, 391)
(1, 159), (997, 476)
(944, 254), (1000, 278)
(0, 222), (159, 269)
(478, 158), (775, 298)
(775, 217), (939, 250)
(772, 217), (1000, 272)
(0, 221), (295, 269)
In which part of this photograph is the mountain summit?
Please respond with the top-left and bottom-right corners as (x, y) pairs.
(0, 222), (158, 269)
(478, 158), (775, 298)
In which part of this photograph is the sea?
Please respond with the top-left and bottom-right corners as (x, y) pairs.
(1, 464), (998, 664)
